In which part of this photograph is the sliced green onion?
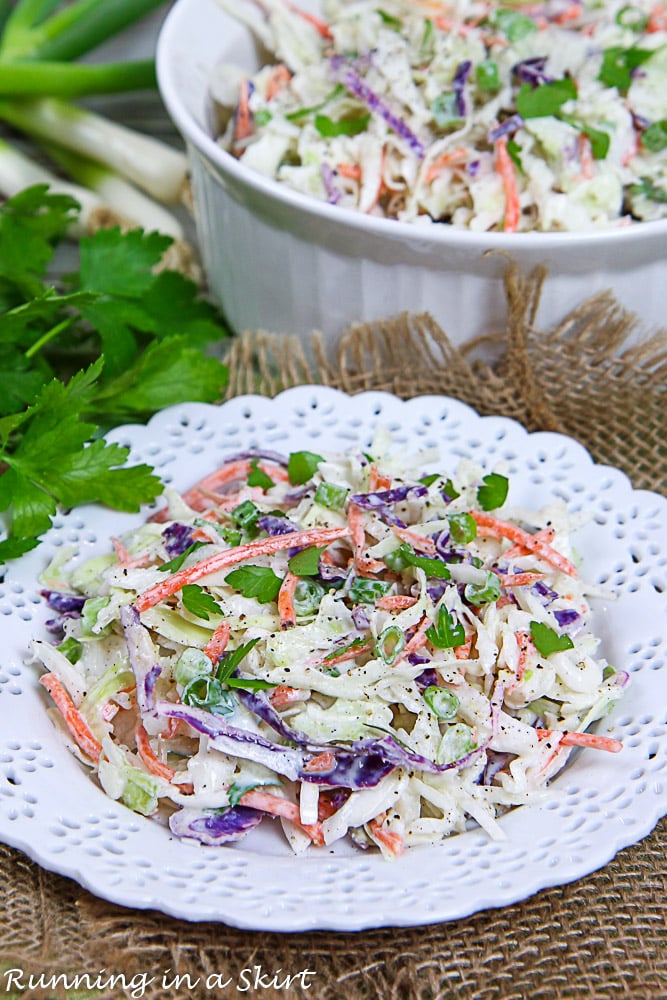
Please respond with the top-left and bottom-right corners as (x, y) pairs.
(375, 624), (405, 665)
(182, 675), (236, 716)
(423, 685), (459, 720)
(56, 635), (82, 664)
(615, 5), (649, 30)
(642, 120), (667, 153)
(231, 499), (260, 533)
(477, 59), (501, 93)
(448, 512), (477, 545)
(314, 481), (349, 510)
(464, 571), (501, 605)
(437, 722), (476, 764)
(347, 576), (392, 604)
(174, 647), (213, 686)
(293, 578), (325, 617)
(492, 9), (538, 41)
(431, 93), (464, 129)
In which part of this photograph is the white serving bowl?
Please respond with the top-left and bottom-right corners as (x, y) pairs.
(157, 0), (667, 348)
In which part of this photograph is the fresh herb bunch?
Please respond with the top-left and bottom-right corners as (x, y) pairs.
(0, 184), (229, 563)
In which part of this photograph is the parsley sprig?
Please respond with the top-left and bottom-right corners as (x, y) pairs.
(0, 186), (229, 562)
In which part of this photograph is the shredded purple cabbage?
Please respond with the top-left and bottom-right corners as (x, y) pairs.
(330, 57), (426, 158)
(162, 522), (195, 558)
(453, 60), (472, 117)
(257, 514), (299, 536)
(415, 667), (439, 688)
(512, 56), (552, 86)
(531, 579), (559, 605)
(488, 114), (524, 142)
(41, 591), (86, 614)
(321, 162), (341, 204)
(553, 608), (582, 633)
(467, 159), (480, 178)
(350, 484), (427, 509)
(169, 805), (262, 845)
(351, 605), (371, 631)
(480, 750), (513, 786)
(120, 605), (161, 714)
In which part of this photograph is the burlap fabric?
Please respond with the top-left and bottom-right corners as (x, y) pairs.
(1, 266), (665, 1000)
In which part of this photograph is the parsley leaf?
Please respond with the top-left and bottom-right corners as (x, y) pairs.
(0, 187), (232, 563)
(598, 46), (653, 92)
(181, 583), (221, 621)
(630, 176), (667, 203)
(530, 621), (575, 656)
(288, 545), (326, 576)
(247, 458), (274, 491)
(477, 473), (509, 510)
(217, 637), (274, 690)
(314, 113), (371, 137)
(426, 606), (466, 649)
(516, 78), (577, 119)
(224, 565), (283, 604)
(159, 541), (206, 573)
(288, 450), (324, 485)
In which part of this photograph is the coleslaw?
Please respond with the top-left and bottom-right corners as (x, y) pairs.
(212, 0), (667, 232)
(33, 440), (627, 858)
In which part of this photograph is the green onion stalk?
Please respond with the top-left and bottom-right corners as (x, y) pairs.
(0, 0), (194, 269)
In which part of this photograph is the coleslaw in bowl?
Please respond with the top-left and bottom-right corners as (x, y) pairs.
(156, 0), (667, 348)
(214, 0), (667, 233)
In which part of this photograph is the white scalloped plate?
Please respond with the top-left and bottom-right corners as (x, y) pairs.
(0, 388), (665, 931)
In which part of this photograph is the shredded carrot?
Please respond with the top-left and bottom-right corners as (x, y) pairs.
(369, 464), (392, 491)
(497, 571), (545, 588)
(337, 162), (362, 180)
(368, 812), (405, 857)
(135, 723), (178, 784)
(112, 537), (153, 568)
(470, 511), (578, 577)
(424, 146), (468, 184)
(391, 524), (437, 554)
(317, 790), (347, 821)
(402, 615), (432, 659)
(135, 526), (350, 612)
(302, 751), (336, 773)
(203, 621), (231, 663)
(284, 0), (333, 38)
(348, 503), (385, 574)
(240, 788), (324, 844)
(503, 526), (555, 560)
(40, 673), (102, 762)
(266, 63), (291, 101)
(578, 133), (594, 180)
(315, 641), (374, 668)
(514, 630), (535, 680)
(648, 3), (667, 31)
(278, 570), (299, 629)
(536, 729), (622, 753)
(495, 136), (520, 233)
(554, 2), (582, 23)
(234, 78), (253, 143)
(454, 636), (473, 660)
(375, 594), (418, 611)
(270, 685), (307, 708)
